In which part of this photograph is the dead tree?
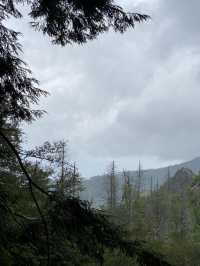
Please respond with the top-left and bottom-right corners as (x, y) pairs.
(106, 161), (117, 210)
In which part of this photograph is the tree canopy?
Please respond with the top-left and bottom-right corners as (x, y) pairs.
(0, 0), (149, 123)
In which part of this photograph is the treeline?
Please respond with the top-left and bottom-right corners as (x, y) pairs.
(102, 162), (200, 265)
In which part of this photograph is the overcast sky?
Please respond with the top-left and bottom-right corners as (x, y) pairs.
(9, 0), (200, 177)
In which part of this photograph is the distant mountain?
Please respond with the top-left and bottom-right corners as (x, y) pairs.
(80, 157), (200, 206)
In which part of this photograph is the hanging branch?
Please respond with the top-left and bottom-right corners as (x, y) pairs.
(0, 130), (49, 196)
(0, 129), (50, 266)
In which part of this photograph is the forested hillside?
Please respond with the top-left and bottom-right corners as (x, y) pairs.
(81, 158), (200, 206)
(98, 167), (200, 265)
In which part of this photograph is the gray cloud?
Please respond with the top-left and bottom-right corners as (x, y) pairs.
(10, 0), (200, 176)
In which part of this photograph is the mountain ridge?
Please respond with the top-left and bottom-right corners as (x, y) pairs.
(81, 157), (200, 206)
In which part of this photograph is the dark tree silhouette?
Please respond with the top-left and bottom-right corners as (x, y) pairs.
(0, 24), (48, 122)
(30, 0), (149, 45)
(0, 0), (149, 123)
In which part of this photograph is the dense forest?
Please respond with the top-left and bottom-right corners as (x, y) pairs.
(0, 0), (199, 266)
(101, 163), (200, 266)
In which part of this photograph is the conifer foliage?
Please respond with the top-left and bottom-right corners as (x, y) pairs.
(30, 0), (150, 45)
(0, 0), (48, 122)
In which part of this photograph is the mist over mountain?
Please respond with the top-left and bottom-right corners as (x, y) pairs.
(81, 157), (200, 206)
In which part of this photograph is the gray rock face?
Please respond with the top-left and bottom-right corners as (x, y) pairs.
(161, 167), (194, 194)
